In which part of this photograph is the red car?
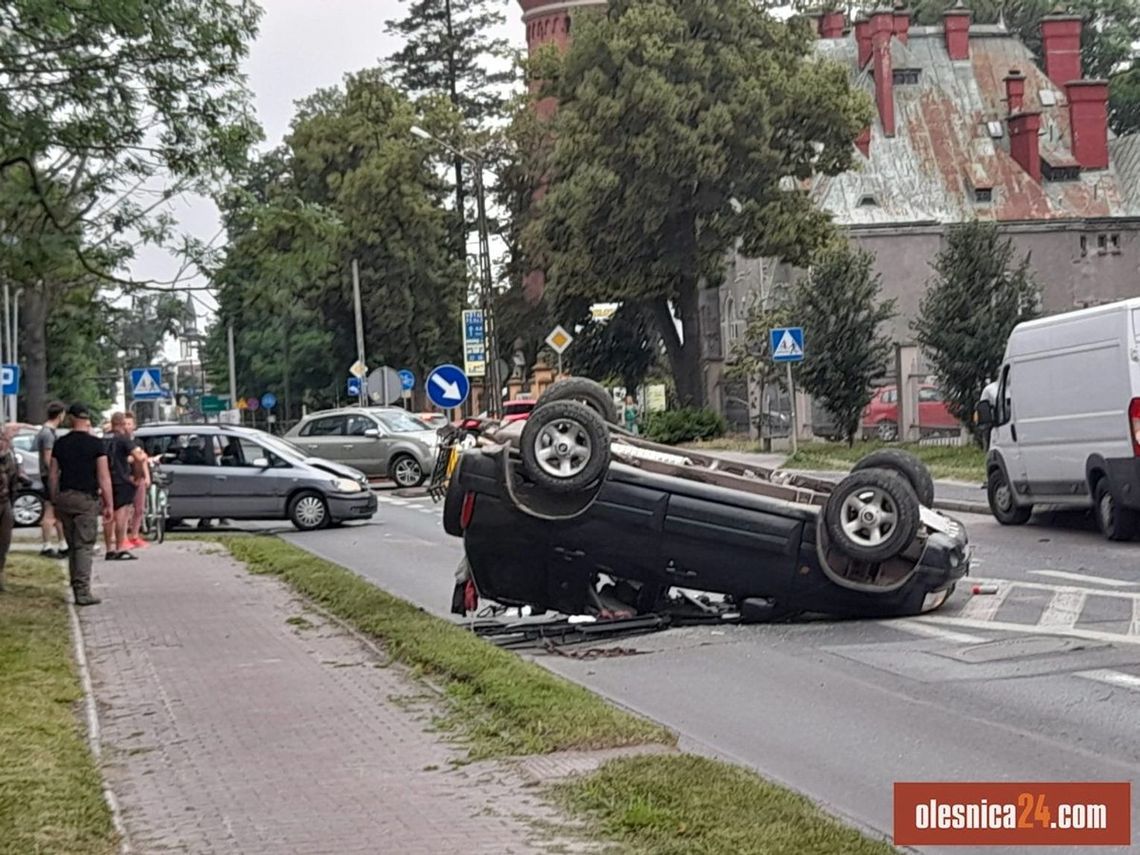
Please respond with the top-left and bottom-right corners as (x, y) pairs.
(862, 385), (957, 441)
(501, 399), (536, 424)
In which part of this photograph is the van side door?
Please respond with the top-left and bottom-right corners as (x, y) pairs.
(990, 364), (1028, 492)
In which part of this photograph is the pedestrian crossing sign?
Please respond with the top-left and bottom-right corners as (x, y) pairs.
(769, 327), (805, 363)
(130, 366), (164, 400)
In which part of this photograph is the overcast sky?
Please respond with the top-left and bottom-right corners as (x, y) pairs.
(134, 0), (525, 312)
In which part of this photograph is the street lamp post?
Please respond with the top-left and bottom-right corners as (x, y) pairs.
(410, 125), (501, 419)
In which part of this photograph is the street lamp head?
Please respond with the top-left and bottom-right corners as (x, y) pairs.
(409, 125), (432, 141)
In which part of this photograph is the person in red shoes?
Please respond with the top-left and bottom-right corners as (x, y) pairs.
(103, 412), (145, 560)
(123, 412), (150, 549)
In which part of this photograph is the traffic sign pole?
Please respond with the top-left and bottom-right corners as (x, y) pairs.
(351, 259), (367, 407)
(787, 362), (797, 456)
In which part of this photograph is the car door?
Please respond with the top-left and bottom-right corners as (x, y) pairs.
(295, 415), (348, 463)
(211, 433), (294, 518)
(140, 432), (216, 519)
(342, 413), (386, 477)
(918, 387), (957, 430)
(990, 364), (1028, 490)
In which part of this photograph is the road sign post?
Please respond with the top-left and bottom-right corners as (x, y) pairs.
(770, 327), (805, 455)
(545, 325), (574, 376)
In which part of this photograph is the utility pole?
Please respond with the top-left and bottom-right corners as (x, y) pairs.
(351, 259), (367, 406)
(227, 323), (237, 409)
(473, 164), (501, 419)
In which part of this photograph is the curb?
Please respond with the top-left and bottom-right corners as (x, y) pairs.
(933, 498), (989, 515)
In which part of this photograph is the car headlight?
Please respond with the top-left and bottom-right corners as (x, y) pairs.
(332, 477), (363, 493)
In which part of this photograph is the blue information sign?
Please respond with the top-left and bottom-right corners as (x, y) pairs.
(398, 369), (415, 391)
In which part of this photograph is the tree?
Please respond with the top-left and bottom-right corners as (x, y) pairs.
(385, 0), (517, 257)
(564, 302), (662, 393)
(528, 0), (871, 405)
(913, 222), (1041, 434)
(792, 242), (896, 446)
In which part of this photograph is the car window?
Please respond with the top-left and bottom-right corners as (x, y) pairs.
(373, 411), (429, 433)
(882, 389), (896, 404)
(996, 366), (1012, 425)
(503, 402), (535, 416)
(918, 387), (942, 402)
(142, 434), (213, 466)
(300, 415), (346, 437)
(345, 414), (377, 436)
(218, 435), (287, 468)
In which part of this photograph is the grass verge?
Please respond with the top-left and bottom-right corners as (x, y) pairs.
(678, 435), (766, 453)
(786, 441), (986, 482)
(554, 754), (897, 855)
(0, 556), (117, 855)
(220, 536), (673, 759)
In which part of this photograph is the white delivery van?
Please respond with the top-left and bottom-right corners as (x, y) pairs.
(977, 297), (1140, 541)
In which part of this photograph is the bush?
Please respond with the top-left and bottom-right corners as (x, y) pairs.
(645, 407), (727, 444)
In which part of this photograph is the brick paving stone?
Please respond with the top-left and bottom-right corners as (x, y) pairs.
(79, 542), (597, 855)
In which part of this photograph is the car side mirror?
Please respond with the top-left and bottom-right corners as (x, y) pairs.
(363, 428), (380, 438)
(974, 400), (993, 428)
(252, 457), (270, 468)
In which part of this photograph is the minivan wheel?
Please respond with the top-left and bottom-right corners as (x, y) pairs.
(391, 454), (424, 488)
(13, 491), (44, 527)
(987, 467), (1031, 525)
(1094, 480), (1138, 542)
(289, 491), (330, 531)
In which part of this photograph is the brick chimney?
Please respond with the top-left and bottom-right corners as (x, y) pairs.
(855, 16), (872, 68)
(1040, 14), (1082, 89)
(1008, 111), (1042, 181)
(943, 1), (971, 60)
(1067, 80), (1109, 169)
(1004, 69), (1026, 113)
(816, 10), (846, 38)
(893, 7), (911, 44)
(870, 9), (895, 137)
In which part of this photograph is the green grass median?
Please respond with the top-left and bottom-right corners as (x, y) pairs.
(0, 556), (117, 855)
(787, 441), (985, 482)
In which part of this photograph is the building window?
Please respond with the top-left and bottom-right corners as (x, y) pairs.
(974, 187), (993, 203)
(857, 194), (878, 207)
(1043, 162), (1080, 182)
(1110, 233), (1121, 254)
(1097, 233), (1108, 255)
(893, 68), (921, 85)
(1080, 235), (1088, 257)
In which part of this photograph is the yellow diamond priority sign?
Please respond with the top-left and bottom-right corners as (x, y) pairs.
(545, 325), (573, 355)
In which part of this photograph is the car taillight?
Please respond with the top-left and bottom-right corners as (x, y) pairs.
(460, 492), (476, 529)
(1130, 398), (1140, 457)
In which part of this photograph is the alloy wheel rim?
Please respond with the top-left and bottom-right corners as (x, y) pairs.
(840, 487), (898, 547)
(296, 496), (326, 527)
(394, 458), (421, 486)
(13, 494), (42, 525)
(535, 419), (592, 478)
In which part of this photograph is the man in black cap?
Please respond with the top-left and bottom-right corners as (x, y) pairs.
(49, 403), (113, 605)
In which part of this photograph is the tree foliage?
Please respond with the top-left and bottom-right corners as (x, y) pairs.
(913, 222), (1041, 431)
(528, 0), (872, 405)
(793, 242), (896, 446)
(564, 302), (662, 393)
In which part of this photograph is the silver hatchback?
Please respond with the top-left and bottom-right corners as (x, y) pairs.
(285, 408), (437, 487)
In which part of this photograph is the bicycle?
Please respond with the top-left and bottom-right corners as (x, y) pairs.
(140, 463), (171, 544)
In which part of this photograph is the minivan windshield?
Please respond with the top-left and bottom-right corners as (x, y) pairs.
(373, 411), (431, 433)
(254, 433), (308, 459)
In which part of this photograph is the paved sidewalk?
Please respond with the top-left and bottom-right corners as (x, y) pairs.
(78, 541), (587, 855)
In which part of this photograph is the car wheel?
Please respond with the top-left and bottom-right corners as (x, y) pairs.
(1094, 479), (1138, 542)
(289, 491), (330, 531)
(520, 401), (611, 494)
(535, 377), (620, 425)
(824, 469), (920, 563)
(876, 419), (899, 442)
(12, 491), (44, 527)
(987, 467), (1031, 525)
(391, 454), (424, 488)
(852, 449), (935, 507)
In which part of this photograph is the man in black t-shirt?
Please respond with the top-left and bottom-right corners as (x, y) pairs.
(49, 403), (113, 606)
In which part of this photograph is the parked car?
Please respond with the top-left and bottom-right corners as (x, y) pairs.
(285, 407), (437, 487)
(502, 399), (536, 424)
(135, 424), (377, 530)
(976, 297), (1140, 541)
(862, 384), (958, 441)
(437, 379), (969, 623)
(12, 447), (45, 527)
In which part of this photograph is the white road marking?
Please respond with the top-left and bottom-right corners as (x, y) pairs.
(1132, 599), (1140, 637)
(968, 578), (1140, 602)
(1030, 570), (1139, 588)
(1075, 669), (1140, 692)
(909, 615), (1140, 647)
(1038, 589), (1088, 630)
(883, 619), (986, 644)
(956, 582), (1011, 622)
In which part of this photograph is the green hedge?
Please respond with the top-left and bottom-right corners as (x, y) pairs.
(645, 408), (727, 445)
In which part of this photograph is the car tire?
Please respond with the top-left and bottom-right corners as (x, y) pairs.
(12, 491), (44, 527)
(875, 419), (899, 442)
(987, 466), (1031, 525)
(535, 377), (620, 425)
(391, 454), (425, 488)
(1094, 479), (1138, 542)
(520, 401), (611, 494)
(824, 469), (920, 563)
(289, 491), (330, 531)
(852, 449), (935, 507)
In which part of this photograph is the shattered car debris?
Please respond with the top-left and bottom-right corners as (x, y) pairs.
(433, 379), (970, 628)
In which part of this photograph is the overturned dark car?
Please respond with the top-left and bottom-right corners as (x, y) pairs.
(435, 380), (970, 627)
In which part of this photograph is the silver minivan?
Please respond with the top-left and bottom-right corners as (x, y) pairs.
(135, 424), (377, 530)
(285, 407), (437, 487)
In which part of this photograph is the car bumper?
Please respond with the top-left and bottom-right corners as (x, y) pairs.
(327, 490), (378, 521)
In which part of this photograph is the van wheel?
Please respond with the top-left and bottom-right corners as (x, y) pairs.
(824, 469), (920, 563)
(987, 467), (1031, 525)
(852, 449), (935, 507)
(1094, 480), (1138, 542)
(289, 491), (330, 531)
(520, 401), (610, 494)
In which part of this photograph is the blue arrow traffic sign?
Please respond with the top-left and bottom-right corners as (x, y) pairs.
(1, 364), (19, 396)
(261, 392), (277, 410)
(347, 377), (362, 397)
(398, 369), (415, 391)
(769, 327), (805, 363)
(426, 364), (470, 409)
(130, 366), (163, 400)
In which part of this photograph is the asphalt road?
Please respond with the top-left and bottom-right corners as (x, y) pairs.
(274, 497), (1139, 855)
